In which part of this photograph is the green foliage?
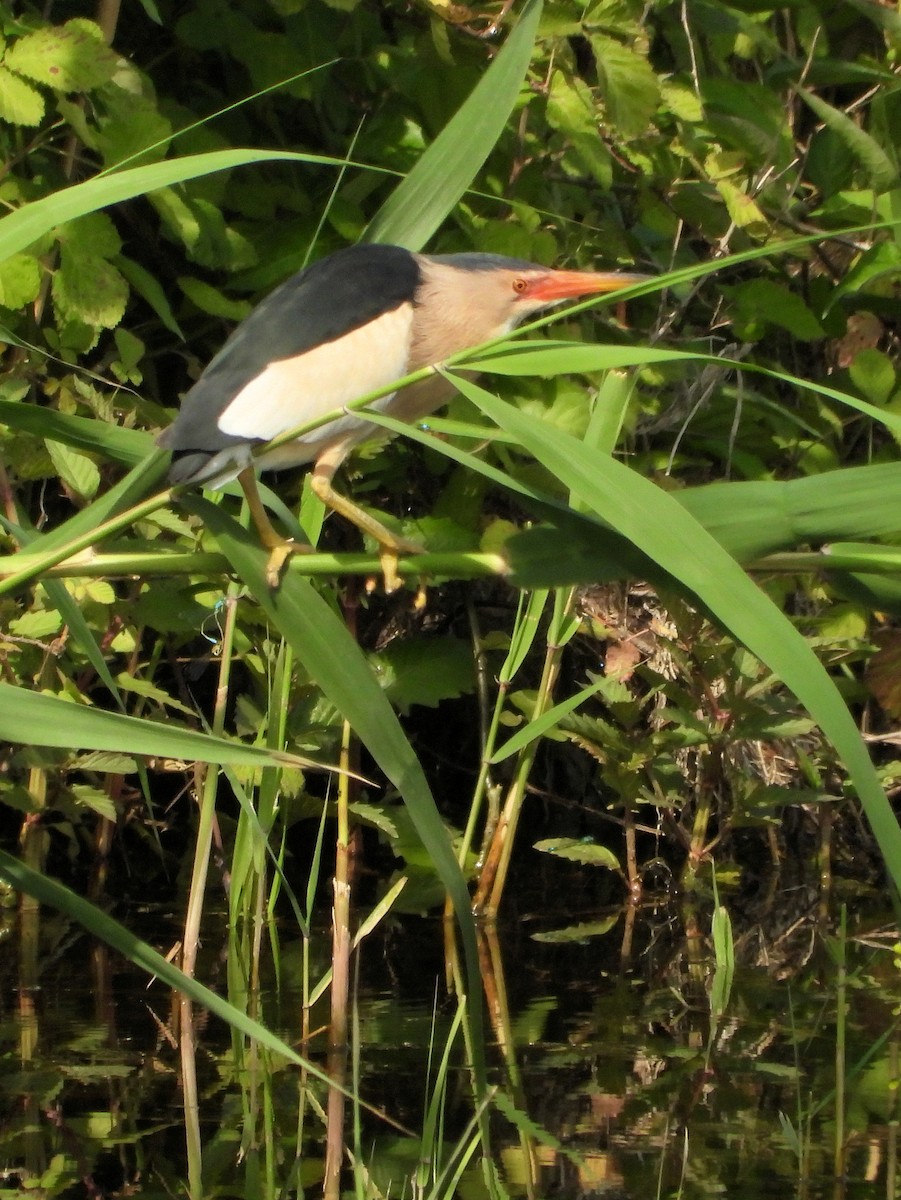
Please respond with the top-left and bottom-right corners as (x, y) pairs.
(0, 0), (900, 1189)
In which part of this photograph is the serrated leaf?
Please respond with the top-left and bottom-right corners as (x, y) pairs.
(94, 88), (172, 168)
(69, 783), (116, 820)
(546, 70), (613, 188)
(5, 19), (118, 92)
(349, 801), (399, 840)
(533, 837), (621, 868)
(8, 608), (62, 639)
(591, 34), (660, 138)
(661, 78), (703, 123)
(491, 677), (607, 763)
(53, 248), (128, 329)
(84, 580), (116, 604)
(0, 253), (41, 308)
(531, 915), (620, 942)
(715, 178), (768, 235)
(113, 673), (196, 716)
(55, 212), (121, 259)
(493, 1091), (565, 1149)
(150, 190), (255, 269)
(45, 438), (101, 500)
(373, 636), (475, 715)
(73, 751), (138, 773)
(0, 64), (44, 125)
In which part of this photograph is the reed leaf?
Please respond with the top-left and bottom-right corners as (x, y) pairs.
(446, 370), (901, 889)
(363, 0), (543, 249)
(0, 149), (369, 263)
(0, 682), (325, 769)
(189, 496), (487, 1091)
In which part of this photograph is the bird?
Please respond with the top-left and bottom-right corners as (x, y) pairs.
(158, 242), (648, 589)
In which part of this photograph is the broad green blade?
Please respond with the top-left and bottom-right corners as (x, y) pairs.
(190, 497), (487, 1092)
(358, 406), (901, 575)
(0, 400), (153, 465)
(448, 371), (901, 891)
(465, 341), (901, 436)
(363, 0), (542, 250)
(683, 465), (901, 562)
(0, 682), (324, 769)
(0, 149), (364, 262)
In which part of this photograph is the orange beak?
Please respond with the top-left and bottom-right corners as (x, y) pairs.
(525, 269), (650, 303)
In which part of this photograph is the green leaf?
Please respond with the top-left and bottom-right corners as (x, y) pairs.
(533, 837), (621, 868)
(490, 677), (607, 763)
(546, 69), (613, 188)
(188, 497), (487, 1093)
(179, 275), (253, 320)
(363, 0), (542, 248)
(446, 371), (901, 894)
(45, 439), (101, 501)
(55, 211), (122, 259)
(849, 348), (896, 405)
(115, 255), (184, 338)
(52, 248), (129, 329)
(94, 88), (173, 168)
(0, 400), (152, 466)
(0, 64), (44, 125)
(591, 34), (660, 138)
(5, 19), (118, 92)
(797, 87), (900, 193)
(151, 190), (255, 269)
(74, 751), (138, 773)
(0, 252), (41, 308)
(730, 278), (825, 340)
(715, 178), (768, 235)
(8, 609), (62, 638)
(531, 915), (620, 942)
(374, 636), (475, 715)
(0, 682), (326, 769)
(70, 783), (116, 820)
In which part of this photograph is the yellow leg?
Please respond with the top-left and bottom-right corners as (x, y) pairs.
(237, 467), (310, 587)
(310, 448), (423, 594)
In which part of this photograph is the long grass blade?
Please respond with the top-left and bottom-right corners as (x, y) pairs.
(363, 0), (543, 249)
(0, 682), (326, 769)
(447, 371), (901, 890)
(189, 497), (488, 1093)
(0, 149), (379, 263)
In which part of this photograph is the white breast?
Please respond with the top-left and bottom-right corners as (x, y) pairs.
(217, 303), (415, 444)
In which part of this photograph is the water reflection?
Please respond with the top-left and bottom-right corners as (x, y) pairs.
(1, 900), (899, 1199)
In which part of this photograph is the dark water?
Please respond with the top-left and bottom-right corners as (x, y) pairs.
(1, 895), (899, 1199)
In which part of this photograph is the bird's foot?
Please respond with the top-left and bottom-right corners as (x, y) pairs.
(264, 538), (314, 588)
(376, 535), (424, 595)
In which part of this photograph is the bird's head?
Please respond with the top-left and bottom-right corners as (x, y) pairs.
(421, 251), (649, 343)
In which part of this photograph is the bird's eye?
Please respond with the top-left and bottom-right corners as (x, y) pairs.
(512, 277), (529, 294)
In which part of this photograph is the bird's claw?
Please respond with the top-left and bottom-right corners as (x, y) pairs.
(377, 540), (428, 604)
(265, 540), (295, 588)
